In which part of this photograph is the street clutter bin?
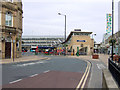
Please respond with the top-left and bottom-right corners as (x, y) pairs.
(92, 54), (99, 59)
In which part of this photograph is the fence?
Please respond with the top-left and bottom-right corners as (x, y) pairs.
(108, 58), (120, 87)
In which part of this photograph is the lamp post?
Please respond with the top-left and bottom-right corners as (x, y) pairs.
(58, 13), (66, 56)
(91, 34), (96, 54)
(111, 0), (114, 60)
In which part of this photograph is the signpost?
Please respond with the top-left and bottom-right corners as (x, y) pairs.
(13, 40), (15, 62)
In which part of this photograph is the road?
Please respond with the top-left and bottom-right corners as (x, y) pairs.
(2, 56), (90, 88)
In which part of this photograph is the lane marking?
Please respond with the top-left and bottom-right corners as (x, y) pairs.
(97, 64), (106, 69)
(76, 61), (89, 90)
(29, 74), (38, 77)
(76, 61), (91, 89)
(81, 61), (91, 88)
(15, 61), (46, 67)
(13, 58), (51, 67)
(44, 70), (50, 73)
(9, 79), (22, 84)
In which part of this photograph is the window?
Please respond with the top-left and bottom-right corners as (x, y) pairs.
(5, 12), (13, 26)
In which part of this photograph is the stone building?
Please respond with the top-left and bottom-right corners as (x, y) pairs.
(64, 29), (94, 55)
(0, 0), (23, 59)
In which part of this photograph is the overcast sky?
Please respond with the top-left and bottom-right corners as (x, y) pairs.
(22, 0), (120, 43)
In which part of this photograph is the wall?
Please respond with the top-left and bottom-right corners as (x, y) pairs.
(68, 35), (94, 55)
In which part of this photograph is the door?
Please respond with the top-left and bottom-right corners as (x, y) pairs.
(5, 42), (11, 58)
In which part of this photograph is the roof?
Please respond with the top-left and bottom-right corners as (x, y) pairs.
(22, 35), (64, 38)
(64, 31), (92, 43)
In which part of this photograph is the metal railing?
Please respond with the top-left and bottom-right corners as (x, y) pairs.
(108, 58), (120, 87)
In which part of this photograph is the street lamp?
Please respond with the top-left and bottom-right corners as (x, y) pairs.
(91, 34), (96, 54)
(111, 0), (114, 60)
(58, 13), (66, 56)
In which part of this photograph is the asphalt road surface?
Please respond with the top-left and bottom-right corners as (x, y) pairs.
(2, 56), (88, 88)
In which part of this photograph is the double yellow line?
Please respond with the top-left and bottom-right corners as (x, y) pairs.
(76, 60), (91, 89)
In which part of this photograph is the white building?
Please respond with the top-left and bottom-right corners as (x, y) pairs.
(22, 36), (64, 50)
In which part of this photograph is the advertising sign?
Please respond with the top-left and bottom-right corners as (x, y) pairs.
(106, 14), (112, 33)
(77, 40), (86, 42)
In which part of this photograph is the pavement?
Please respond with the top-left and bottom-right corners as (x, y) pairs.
(0, 55), (49, 64)
(72, 54), (110, 66)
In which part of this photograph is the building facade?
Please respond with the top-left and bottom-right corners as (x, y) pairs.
(118, 1), (120, 31)
(118, 1), (120, 55)
(22, 36), (64, 51)
(64, 29), (94, 55)
(100, 31), (120, 55)
(0, 0), (23, 59)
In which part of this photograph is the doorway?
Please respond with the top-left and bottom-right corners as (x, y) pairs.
(5, 42), (11, 58)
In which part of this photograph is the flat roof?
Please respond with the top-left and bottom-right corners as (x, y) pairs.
(64, 31), (92, 43)
(22, 35), (64, 38)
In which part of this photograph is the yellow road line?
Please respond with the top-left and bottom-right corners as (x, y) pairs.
(76, 61), (89, 90)
(76, 61), (91, 90)
(81, 61), (91, 88)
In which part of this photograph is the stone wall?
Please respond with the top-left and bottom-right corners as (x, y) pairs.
(68, 35), (94, 55)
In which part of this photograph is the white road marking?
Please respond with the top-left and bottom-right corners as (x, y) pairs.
(9, 79), (22, 84)
(44, 70), (50, 73)
(29, 74), (38, 77)
(14, 61), (46, 67)
(97, 64), (106, 69)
